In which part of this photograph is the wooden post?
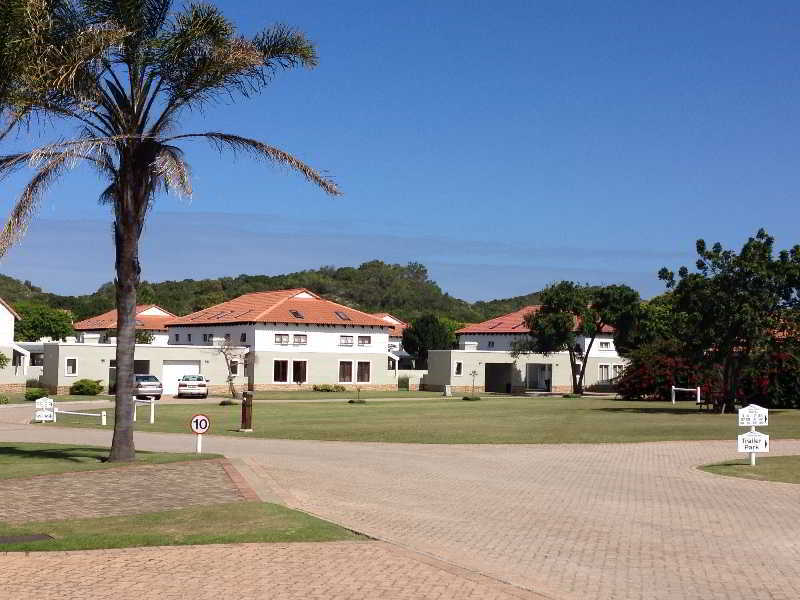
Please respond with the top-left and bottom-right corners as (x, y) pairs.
(240, 391), (253, 432)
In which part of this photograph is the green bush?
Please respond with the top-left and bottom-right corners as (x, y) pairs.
(219, 399), (238, 406)
(25, 388), (49, 401)
(397, 376), (410, 390)
(69, 379), (104, 395)
(26, 378), (41, 388)
(312, 384), (346, 392)
(0, 395), (9, 405)
(561, 393), (581, 398)
(462, 395), (482, 401)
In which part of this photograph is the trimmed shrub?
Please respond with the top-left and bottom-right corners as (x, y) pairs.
(561, 393), (581, 398)
(347, 398), (367, 404)
(462, 395), (482, 401)
(0, 395), (9, 405)
(312, 384), (346, 392)
(25, 388), (48, 401)
(397, 376), (410, 390)
(26, 378), (41, 388)
(219, 399), (238, 406)
(70, 379), (103, 395)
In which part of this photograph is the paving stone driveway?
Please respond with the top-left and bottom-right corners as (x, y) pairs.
(1, 422), (799, 599)
(0, 459), (245, 523)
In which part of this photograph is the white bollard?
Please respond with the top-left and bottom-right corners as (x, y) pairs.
(671, 386), (675, 404)
(750, 425), (757, 466)
(101, 411), (107, 426)
(132, 403), (136, 422)
(53, 407), (57, 422)
(149, 399), (155, 424)
(196, 434), (203, 454)
(696, 386), (701, 404)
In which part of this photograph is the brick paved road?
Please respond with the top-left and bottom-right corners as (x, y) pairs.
(1, 422), (799, 599)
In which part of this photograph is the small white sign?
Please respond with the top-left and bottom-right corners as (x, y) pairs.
(737, 431), (769, 453)
(34, 397), (55, 422)
(190, 414), (210, 434)
(738, 404), (768, 427)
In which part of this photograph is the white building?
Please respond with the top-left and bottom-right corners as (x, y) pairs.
(166, 289), (399, 390)
(73, 304), (175, 345)
(424, 306), (627, 393)
(0, 297), (30, 391)
(371, 312), (410, 367)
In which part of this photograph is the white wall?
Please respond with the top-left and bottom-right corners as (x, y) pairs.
(456, 333), (524, 351)
(0, 304), (16, 346)
(579, 333), (618, 357)
(168, 323), (391, 354)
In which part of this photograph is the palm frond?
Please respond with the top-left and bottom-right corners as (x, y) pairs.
(153, 144), (191, 198)
(0, 151), (72, 256)
(165, 132), (340, 196)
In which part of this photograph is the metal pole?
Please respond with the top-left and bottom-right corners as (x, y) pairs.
(750, 425), (756, 466)
(196, 433), (202, 454)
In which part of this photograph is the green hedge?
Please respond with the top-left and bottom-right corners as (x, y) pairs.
(70, 379), (104, 395)
(25, 388), (49, 401)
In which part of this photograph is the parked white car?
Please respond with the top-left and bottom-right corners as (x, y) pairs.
(176, 374), (210, 398)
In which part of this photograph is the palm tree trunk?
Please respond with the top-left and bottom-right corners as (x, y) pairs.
(108, 201), (139, 462)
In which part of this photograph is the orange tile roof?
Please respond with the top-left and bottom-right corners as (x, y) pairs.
(371, 313), (409, 337)
(166, 289), (391, 328)
(457, 306), (615, 334)
(73, 305), (176, 331)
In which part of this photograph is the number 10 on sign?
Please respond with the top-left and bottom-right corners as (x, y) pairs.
(190, 414), (210, 453)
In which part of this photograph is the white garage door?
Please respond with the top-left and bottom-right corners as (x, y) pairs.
(162, 360), (201, 395)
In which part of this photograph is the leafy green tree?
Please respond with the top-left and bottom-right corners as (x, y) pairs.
(402, 315), (455, 368)
(659, 229), (800, 412)
(0, 1), (339, 461)
(13, 301), (73, 341)
(513, 282), (640, 394)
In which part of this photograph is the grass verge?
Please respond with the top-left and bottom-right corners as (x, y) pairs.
(44, 397), (800, 444)
(251, 389), (444, 401)
(0, 442), (220, 479)
(0, 501), (365, 551)
(700, 455), (800, 484)
(1, 393), (113, 404)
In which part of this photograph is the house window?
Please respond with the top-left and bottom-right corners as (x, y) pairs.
(187, 333), (192, 342)
(174, 333), (180, 342)
(612, 364), (624, 378)
(455, 361), (463, 376)
(335, 311), (351, 321)
(230, 360), (239, 376)
(290, 310), (304, 319)
(487, 341), (495, 349)
(275, 334), (290, 345)
(599, 341), (611, 350)
(225, 333), (231, 342)
(358, 335), (371, 346)
(293, 334), (307, 345)
(65, 357), (78, 376)
(274, 360), (288, 382)
(599, 364), (610, 381)
(292, 361), (307, 383)
(240, 332), (247, 343)
(357, 361), (371, 383)
(339, 335), (354, 346)
(203, 333), (213, 343)
(339, 361), (353, 383)
(30, 353), (44, 367)
(388, 357), (396, 370)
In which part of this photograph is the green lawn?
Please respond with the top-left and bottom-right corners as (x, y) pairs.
(45, 396), (800, 444)
(0, 442), (220, 479)
(0, 501), (364, 551)
(701, 455), (800, 484)
(2, 393), (113, 404)
(251, 389), (444, 401)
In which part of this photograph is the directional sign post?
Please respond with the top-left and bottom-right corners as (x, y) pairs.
(190, 414), (211, 453)
(34, 397), (55, 422)
(737, 404), (769, 466)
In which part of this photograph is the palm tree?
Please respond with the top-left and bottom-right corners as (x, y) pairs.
(0, 1), (340, 461)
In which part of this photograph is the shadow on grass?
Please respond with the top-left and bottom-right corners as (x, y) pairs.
(0, 445), (108, 463)
(593, 407), (708, 415)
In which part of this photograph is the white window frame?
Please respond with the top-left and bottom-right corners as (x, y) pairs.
(293, 334), (308, 345)
(356, 360), (372, 384)
(273, 359), (289, 383)
(598, 364), (611, 382)
(64, 356), (78, 377)
(230, 360), (239, 376)
(275, 334), (290, 346)
(339, 335), (354, 347)
(454, 361), (463, 376)
(599, 341), (611, 350)
(612, 364), (624, 379)
(338, 360), (354, 383)
(292, 359), (308, 384)
(357, 335), (371, 347)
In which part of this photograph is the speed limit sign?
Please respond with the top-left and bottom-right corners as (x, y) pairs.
(190, 414), (210, 434)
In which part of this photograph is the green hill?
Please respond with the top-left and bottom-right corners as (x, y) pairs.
(0, 261), (542, 323)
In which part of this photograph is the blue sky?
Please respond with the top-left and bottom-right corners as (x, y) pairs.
(1, 1), (798, 301)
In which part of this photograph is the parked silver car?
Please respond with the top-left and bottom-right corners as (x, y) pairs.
(176, 374), (209, 398)
(134, 374), (162, 400)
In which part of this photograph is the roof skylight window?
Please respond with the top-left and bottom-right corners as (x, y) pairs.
(290, 310), (305, 319)
(335, 311), (351, 321)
